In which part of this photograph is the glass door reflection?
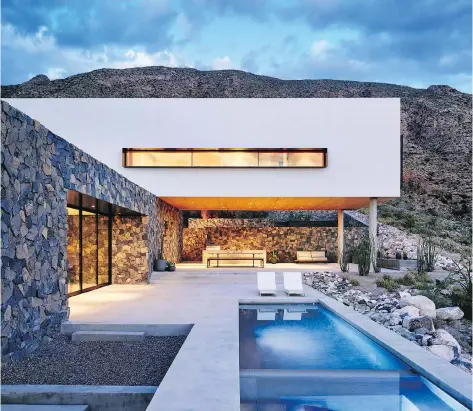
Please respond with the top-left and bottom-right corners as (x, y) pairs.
(67, 192), (112, 296)
(81, 210), (97, 291)
(66, 207), (81, 294)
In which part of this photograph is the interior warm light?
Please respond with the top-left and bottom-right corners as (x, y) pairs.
(160, 197), (391, 211)
(123, 148), (327, 168)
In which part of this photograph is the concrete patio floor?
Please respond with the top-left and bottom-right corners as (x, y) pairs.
(67, 270), (472, 411)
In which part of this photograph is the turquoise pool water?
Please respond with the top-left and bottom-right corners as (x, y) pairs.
(239, 304), (469, 411)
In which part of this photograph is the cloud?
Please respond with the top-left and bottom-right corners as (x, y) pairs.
(1, 24), (187, 84)
(212, 56), (233, 70)
(241, 50), (260, 74)
(45, 68), (68, 80)
(1, 0), (178, 50)
(310, 40), (334, 60)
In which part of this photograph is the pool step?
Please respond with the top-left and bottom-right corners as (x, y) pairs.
(240, 369), (415, 401)
(71, 331), (145, 342)
(2, 406), (89, 411)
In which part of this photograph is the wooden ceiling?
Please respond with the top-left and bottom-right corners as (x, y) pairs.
(160, 197), (391, 211)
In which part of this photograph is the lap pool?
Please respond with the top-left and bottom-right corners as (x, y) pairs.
(239, 304), (469, 411)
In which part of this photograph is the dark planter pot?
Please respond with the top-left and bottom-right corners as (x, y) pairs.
(167, 266), (176, 272)
(154, 259), (167, 272)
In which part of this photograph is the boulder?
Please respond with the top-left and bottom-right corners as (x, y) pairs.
(402, 316), (434, 332)
(399, 295), (436, 318)
(429, 329), (461, 353)
(427, 345), (456, 362)
(436, 307), (464, 321)
(422, 335), (432, 346)
(388, 315), (402, 326)
(393, 306), (420, 318)
(413, 327), (430, 336)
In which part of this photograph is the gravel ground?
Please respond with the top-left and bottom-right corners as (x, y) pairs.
(1, 335), (187, 386)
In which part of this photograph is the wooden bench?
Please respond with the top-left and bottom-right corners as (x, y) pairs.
(203, 249), (266, 266)
(295, 251), (328, 263)
(207, 255), (264, 268)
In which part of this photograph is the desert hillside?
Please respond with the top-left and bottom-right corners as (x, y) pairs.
(2, 67), (471, 253)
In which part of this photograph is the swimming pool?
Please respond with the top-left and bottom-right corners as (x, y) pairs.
(239, 304), (469, 411)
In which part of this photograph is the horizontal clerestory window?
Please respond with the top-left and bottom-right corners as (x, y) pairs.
(122, 148), (327, 168)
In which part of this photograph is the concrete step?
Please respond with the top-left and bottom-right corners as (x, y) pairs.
(2, 385), (156, 411)
(61, 321), (193, 337)
(2, 406), (89, 411)
(71, 331), (145, 342)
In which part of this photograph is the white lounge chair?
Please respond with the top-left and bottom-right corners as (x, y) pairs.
(283, 272), (305, 296)
(257, 272), (277, 296)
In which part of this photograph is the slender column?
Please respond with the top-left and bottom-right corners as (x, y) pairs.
(369, 198), (378, 272)
(337, 210), (344, 263)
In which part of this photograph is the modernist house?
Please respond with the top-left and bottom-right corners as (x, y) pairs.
(1, 98), (401, 358)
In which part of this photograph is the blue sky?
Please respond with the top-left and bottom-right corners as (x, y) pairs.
(2, 0), (472, 92)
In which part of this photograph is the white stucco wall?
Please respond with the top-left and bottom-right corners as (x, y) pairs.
(5, 98), (401, 198)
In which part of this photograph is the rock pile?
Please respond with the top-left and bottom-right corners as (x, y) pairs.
(303, 271), (472, 373)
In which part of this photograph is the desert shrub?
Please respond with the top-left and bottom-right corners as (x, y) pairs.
(326, 250), (338, 263)
(395, 273), (416, 286)
(350, 278), (360, 286)
(412, 270), (434, 284)
(414, 282), (430, 290)
(444, 256), (472, 320)
(419, 290), (452, 309)
(354, 235), (371, 276)
(402, 214), (417, 229)
(341, 274), (359, 286)
(376, 275), (400, 292)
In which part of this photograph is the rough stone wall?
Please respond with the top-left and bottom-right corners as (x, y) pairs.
(187, 214), (367, 229)
(188, 218), (273, 228)
(1, 101), (160, 360)
(157, 199), (183, 263)
(112, 216), (148, 284)
(182, 227), (366, 262)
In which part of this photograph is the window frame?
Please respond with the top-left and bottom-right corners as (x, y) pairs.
(122, 148), (328, 168)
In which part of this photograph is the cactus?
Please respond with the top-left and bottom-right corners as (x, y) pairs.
(354, 235), (371, 276)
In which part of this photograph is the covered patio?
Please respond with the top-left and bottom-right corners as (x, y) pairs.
(164, 196), (383, 270)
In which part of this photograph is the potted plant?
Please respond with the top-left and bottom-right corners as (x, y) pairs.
(268, 250), (279, 264)
(166, 261), (176, 272)
(154, 235), (167, 272)
(402, 250), (408, 260)
(395, 250), (402, 260)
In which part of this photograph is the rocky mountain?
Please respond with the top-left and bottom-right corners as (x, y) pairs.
(2, 67), (471, 253)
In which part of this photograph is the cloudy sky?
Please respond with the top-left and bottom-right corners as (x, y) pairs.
(2, 0), (472, 92)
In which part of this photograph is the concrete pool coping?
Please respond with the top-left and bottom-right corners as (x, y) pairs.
(240, 296), (473, 409)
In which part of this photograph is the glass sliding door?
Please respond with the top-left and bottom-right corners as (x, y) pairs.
(81, 210), (98, 291)
(98, 214), (110, 285)
(66, 207), (81, 294)
(66, 191), (112, 296)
